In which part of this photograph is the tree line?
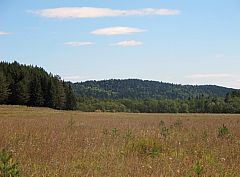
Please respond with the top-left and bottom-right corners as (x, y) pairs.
(1, 61), (240, 113)
(71, 79), (234, 100)
(77, 91), (240, 113)
(0, 61), (77, 110)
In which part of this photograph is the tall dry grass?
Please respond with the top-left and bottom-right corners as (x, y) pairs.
(0, 105), (240, 176)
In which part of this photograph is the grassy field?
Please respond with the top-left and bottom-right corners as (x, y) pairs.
(0, 105), (240, 177)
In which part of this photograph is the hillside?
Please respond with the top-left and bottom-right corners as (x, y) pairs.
(71, 79), (235, 100)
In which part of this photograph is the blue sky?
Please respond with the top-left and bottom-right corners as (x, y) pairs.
(0, 0), (240, 88)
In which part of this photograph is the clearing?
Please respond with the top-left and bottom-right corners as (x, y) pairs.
(0, 105), (240, 176)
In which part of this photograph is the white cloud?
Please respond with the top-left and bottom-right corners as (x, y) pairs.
(185, 74), (235, 79)
(91, 27), (146, 35)
(112, 40), (143, 47)
(62, 75), (89, 82)
(36, 7), (180, 19)
(64, 41), (94, 46)
(0, 31), (10, 36)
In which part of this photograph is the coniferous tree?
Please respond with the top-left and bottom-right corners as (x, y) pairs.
(54, 76), (66, 109)
(0, 71), (9, 104)
(28, 77), (44, 106)
(65, 84), (77, 110)
(0, 61), (77, 110)
(9, 80), (29, 105)
(46, 78), (57, 108)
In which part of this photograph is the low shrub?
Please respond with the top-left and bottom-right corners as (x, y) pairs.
(218, 124), (229, 138)
(0, 149), (20, 177)
(125, 137), (163, 157)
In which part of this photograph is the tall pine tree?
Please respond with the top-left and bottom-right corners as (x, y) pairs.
(0, 71), (9, 104)
(65, 84), (77, 110)
(28, 76), (44, 106)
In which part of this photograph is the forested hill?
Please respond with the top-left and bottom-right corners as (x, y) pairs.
(71, 79), (235, 99)
(0, 61), (77, 110)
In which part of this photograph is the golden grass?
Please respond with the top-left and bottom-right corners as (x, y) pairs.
(0, 105), (240, 176)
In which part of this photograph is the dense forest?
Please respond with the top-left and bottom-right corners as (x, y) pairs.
(71, 79), (234, 99)
(77, 92), (240, 113)
(0, 61), (77, 110)
(73, 80), (240, 113)
(1, 61), (240, 113)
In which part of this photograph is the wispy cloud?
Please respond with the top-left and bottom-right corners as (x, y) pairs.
(0, 31), (11, 36)
(35, 7), (180, 19)
(64, 41), (94, 46)
(91, 27), (146, 36)
(185, 74), (235, 79)
(112, 40), (143, 47)
(63, 75), (89, 82)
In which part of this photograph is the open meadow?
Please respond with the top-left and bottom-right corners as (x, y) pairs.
(0, 105), (240, 177)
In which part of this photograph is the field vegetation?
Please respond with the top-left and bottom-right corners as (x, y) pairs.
(0, 105), (240, 176)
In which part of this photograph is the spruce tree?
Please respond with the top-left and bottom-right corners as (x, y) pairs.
(28, 77), (44, 106)
(9, 80), (29, 105)
(0, 71), (9, 104)
(54, 76), (66, 109)
(46, 78), (57, 108)
(65, 84), (77, 110)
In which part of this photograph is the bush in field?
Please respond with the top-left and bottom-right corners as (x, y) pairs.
(160, 126), (169, 139)
(218, 124), (229, 138)
(193, 162), (204, 177)
(111, 128), (119, 137)
(0, 149), (20, 177)
(124, 129), (134, 140)
(125, 138), (162, 157)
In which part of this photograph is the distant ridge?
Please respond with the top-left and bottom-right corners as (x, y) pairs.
(71, 79), (236, 99)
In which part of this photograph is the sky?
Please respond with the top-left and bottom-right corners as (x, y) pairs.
(0, 0), (240, 88)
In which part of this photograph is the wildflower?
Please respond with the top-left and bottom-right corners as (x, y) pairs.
(221, 158), (226, 161)
(148, 165), (152, 169)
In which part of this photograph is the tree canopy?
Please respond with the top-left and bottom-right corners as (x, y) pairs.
(0, 61), (77, 110)
(71, 79), (234, 100)
(1, 61), (239, 113)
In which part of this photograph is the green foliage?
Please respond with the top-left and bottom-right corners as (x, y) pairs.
(0, 72), (9, 104)
(0, 61), (77, 110)
(65, 85), (77, 110)
(160, 126), (169, 139)
(2, 61), (240, 114)
(124, 129), (134, 140)
(201, 130), (208, 141)
(111, 128), (119, 137)
(72, 79), (233, 100)
(74, 80), (240, 114)
(0, 149), (20, 177)
(28, 77), (44, 106)
(125, 138), (162, 157)
(218, 124), (229, 138)
(193, 162), (204, 177)
(77, 93), (240, 114)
